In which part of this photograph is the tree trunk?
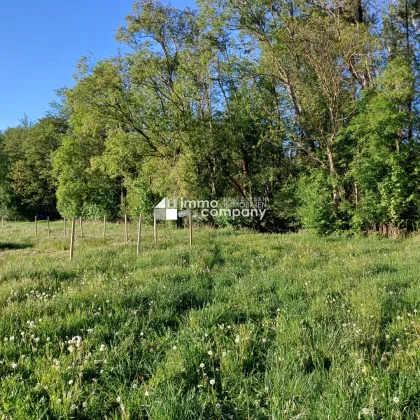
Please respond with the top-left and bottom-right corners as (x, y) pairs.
(327, 146), (340, 209)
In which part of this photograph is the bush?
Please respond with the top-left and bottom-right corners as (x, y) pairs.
(126, 179), (160, 223)
(297, 172), (338, 235)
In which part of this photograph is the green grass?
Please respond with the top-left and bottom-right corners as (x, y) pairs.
(0, 221), (419, 419)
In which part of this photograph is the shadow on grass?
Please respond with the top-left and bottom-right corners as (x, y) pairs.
(0, 242), (33, 251)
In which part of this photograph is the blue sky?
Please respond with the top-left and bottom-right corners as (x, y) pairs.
(0, 0), (196, 131)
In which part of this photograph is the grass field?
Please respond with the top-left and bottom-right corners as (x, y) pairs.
(0, 221), (419, 419)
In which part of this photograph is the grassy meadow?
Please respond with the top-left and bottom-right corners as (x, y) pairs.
(0, 221), (419, 419)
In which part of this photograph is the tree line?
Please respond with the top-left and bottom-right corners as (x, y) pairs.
(0, 0), (419, 234)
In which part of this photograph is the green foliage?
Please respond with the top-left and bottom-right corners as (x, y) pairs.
(1, 117), (66, 217)
(1, 1), (420, 234)
(0, 132), (11, 217)
(126, 178), (160, 223)
(297, 172), (339, 235)
(54, 135), (119, 220)
(346, 57), (420, 231)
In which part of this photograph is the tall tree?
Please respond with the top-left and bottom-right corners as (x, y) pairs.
(2, 116), (67, 217)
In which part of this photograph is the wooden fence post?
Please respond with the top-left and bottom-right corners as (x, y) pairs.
(153, 213), (157, 243)
(70, 218), (76, 261)
(189, 211), (193, 247)
(137, 214), (142, 255)
(125, 214), (129, 242)
(79, 217), (83, 238)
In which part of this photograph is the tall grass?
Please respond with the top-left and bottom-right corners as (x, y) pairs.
(0, 221), (419, 419)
